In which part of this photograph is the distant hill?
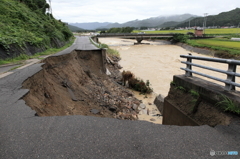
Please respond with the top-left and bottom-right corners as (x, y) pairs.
(69, 22), (111, 30)
(159, 16), (197, 28)
(69, 8), (240, 30)
(158, 21), (181, 28)
(68, 24), (84, 32)
(176, 8), (240, 27)
(69, 14), (198, 30)
(103, 14), (199, 29)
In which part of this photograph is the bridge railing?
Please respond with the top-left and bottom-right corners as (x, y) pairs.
(180, 55), (240, 91)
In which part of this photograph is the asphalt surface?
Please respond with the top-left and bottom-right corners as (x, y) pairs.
(1, 36), (240, 159)
(0, 65), (20, 74)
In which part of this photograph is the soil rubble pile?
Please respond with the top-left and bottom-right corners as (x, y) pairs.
(22, 50), (141, 120)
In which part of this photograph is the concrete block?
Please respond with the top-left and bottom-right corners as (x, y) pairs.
(154, 94), (164, 114)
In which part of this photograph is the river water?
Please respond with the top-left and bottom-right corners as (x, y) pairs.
(99, 38), (240, 124)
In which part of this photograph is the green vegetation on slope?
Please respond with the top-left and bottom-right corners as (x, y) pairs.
(0, 38), (75, 65)
(0, 0), (73, 56)
(177, 8), (240, 27)
(100, 43), (120, 57)
(68, 24), (84, 32)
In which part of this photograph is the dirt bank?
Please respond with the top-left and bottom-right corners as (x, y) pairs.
(22, 50), (141, 120)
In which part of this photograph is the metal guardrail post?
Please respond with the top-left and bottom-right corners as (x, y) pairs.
(180, 55), (240, 91)
(226, 63), (237, 90)
(186, 54), (192, 77)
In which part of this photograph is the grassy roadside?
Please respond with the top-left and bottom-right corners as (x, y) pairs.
(0, 37), (75, 66)
(100, 44), (120, 57)
(89, 37), (120, 58)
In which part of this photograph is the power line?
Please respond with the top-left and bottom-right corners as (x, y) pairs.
(47, 0), (62, 20)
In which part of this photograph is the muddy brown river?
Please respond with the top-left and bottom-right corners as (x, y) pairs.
(99, 38), (240, 124)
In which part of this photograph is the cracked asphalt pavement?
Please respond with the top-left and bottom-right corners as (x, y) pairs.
(0, 36), (240, 159)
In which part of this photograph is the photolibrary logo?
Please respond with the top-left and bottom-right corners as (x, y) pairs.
(210, 149), (238, 156)
(210, 150), (215, 156)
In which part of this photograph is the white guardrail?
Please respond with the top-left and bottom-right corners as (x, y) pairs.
(180, 55), (240, 91)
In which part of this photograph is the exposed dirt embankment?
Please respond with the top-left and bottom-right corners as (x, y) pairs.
(22, 50), (140, 120)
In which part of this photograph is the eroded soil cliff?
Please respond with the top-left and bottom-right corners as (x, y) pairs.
(22, 50), (140, 120)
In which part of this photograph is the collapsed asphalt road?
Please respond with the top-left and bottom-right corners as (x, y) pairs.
(0, 36), (240, 159)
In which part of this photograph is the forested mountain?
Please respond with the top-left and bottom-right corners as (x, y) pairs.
(70, 8), (240, 30)
(176, 8), (240, 27)
(70, 14), (198, 30)
(0, 0), (73, 59)
(103, 14), (198, 29)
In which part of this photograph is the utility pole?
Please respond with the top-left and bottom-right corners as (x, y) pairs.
(189, 20), (191, 29)
(203, 13), (208, 34)
(237, 22), (240, 34)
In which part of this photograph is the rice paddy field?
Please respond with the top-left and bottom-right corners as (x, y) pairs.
(134, 28), (240, 35)
(190, 39), (240, 50)
(186, 38), (240, 57)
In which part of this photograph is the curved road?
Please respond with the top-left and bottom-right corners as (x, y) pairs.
(0, 36), (239, 159)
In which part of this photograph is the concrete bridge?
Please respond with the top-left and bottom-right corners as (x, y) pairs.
(94, 33), (175, 44)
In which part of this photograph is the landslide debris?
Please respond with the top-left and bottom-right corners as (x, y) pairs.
(22, 50), (140, 120)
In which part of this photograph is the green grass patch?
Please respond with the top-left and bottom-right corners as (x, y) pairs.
(189, 90), (199, 98)
(133, 28), (240, 35)
(107, 48), (120, 57)
(192, 39), (240, 49)
(175, 86), (186, 92)
(215, 95), (240, 115)
(99, 43), (120, 57)
(187, 38), (240, 56)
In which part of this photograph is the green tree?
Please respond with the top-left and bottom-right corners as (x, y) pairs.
(171, 34), (188, 43)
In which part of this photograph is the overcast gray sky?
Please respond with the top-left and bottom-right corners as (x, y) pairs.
(50, 0), (240, 23)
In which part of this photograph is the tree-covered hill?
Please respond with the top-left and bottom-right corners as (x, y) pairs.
(176, 8), (240, 28)
(0, 0), (73, 59)
(68, 24), (84, 32)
